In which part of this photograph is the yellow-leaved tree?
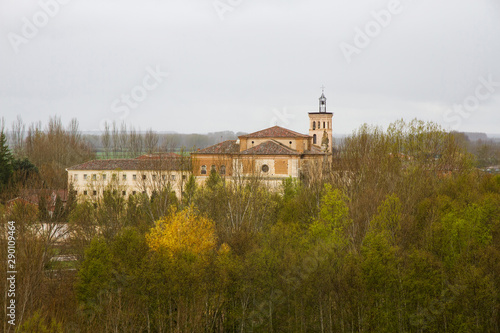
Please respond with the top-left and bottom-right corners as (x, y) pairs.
(146, 206), (217, 258)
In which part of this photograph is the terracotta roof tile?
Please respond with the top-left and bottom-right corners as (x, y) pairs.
(239, 126), (310, 139)
(240, 140), (300, 155)
(195, 140), (240, 154)
(67, 158), (187, 171)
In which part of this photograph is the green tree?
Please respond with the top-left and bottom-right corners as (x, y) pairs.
(0, 130), (13, 188)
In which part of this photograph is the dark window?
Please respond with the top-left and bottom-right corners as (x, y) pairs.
(262, 164), (269, 173)
(133, 174), (137, 180)
(123, 174), (127, 181)
(182, 175), (186, 180)
(201, 165), (207, 175)
(92, 174), (96, 180)
(211, 165), (216, 172)
(93, 190), (97, 196)
(84, 190), (88, 195)
(142, 174), (147, 180)
(220, 165), (226, 175)
(83, 174), (87, 180)
(313, 134), (317, 144)
(323, 122), (326, 128)
(313, 121), (316, 130)
(122, 191), (126, 196)
(102, 174), (106, 180)
(132, 191), (136, 195)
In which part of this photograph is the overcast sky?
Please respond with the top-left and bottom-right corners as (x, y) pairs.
(1, 0), (499, 135)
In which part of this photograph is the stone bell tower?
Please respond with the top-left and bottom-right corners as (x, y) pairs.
(309, 87), (333, 152)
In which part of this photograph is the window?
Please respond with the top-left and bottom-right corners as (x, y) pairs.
(323, 122), (326, 129)
(171, 174), (176, 181)
(313, 121), (316, 130)
(211, 165), (216, 172)
(318, 122), (321, 129)
(122, 191), (126, 196)
(262, 164), (269, 173)
(289, 141), (292, 145)
(220, 165), (226, 175)
(182, 175), (186, 180)
(84, 190), (88, 195)
(102, 174), (106, 181)
(152, 174), (157, 181)
(123, 174), (127, 181)
(93, 190), (97, 196)
(132, 191), (136, 195)
(201, 165), (207, 175)
(73, 174), (78, 181)
(112, 174), (117, 180)
(83, 174), (87, 180)
(133, 174), (137, 180)
(313, 134), (317, 144)
(142, 174), (147, 180)
(92, 174), (96, 180)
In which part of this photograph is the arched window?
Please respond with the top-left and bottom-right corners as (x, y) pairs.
(313, 134), (317, 144)
(318, 122), (321, 129)
(211, 165), (217, 172)
(313, 121), (316, 130)
(220, 165), (226, 175)
(323, 122), (325, 128)
(201, 165), (207, 175)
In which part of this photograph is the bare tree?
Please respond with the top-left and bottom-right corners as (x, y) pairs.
(144, 128), (159, 154)
(101, 122), (111, 159)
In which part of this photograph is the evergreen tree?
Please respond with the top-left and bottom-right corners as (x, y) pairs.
(0, 130), (13, 187)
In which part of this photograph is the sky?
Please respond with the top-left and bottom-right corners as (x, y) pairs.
(1, 0), (499, 136)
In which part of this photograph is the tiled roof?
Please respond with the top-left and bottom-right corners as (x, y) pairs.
(67, 158), (187, 171)
(303, 145), (326, 155)
(239, 126), (310, 139)
(240, 140), (300, 155)
(135, 153), (180, 159)
(195, 140), (240, 154)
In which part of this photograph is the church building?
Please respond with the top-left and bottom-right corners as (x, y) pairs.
(192, 91), (333, 184)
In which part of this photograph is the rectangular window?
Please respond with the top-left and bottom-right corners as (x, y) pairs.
(122, 191), (126, 196)
(133, 174), (137, 180)
(92, 174), (96, 180)
(83, 174), (87, 180)
(112, 174), (117, 180)
(74, 174), (78, 181)
(152, 174), (157, 181)
(162, 175), (167, 181)
(171, 175), (176, 181)
(182, 175), (186, 180)
(132, 191), (136, 195)
(102, 174), (106, 180)
(123, 174), (127, 181)
(93, 190), (97, 196)
(84, 190), (88, 195)
(142, 175), (147, 180)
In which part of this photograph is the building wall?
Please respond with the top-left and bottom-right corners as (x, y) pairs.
(68, 169), (188, 199)
(309, 113), (333, 150)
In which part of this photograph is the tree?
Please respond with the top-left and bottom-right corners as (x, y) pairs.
(0, 129), (13, 188)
